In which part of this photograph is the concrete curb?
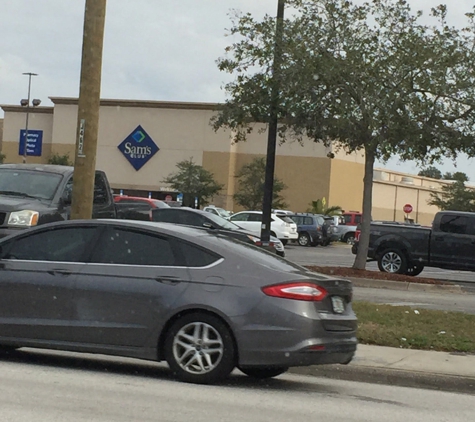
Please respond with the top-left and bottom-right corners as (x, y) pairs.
(348, 277), (464, 294)
(289, 364), (475, 395)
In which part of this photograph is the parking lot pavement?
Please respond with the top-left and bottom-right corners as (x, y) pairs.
(284, 242), (475, 284)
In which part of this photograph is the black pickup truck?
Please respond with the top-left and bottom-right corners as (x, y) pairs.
(352, 211), (475, 276)
(0, 164), (150, 238)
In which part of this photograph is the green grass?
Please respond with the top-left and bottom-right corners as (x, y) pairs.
(353, 302), (475, 353)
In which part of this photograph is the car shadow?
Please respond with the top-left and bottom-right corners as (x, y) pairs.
(0, 347), (339, 394)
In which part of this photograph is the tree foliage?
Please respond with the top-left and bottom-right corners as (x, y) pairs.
(428, 181), (475, 212)
(0, 152), (5, 164)
(443, 171), (469, 182)
(213, 0), (475, 269)
(233, 157), (287, 209)
(307, 197), (342, 216)
(162, 158), (223, 208)
(418, 166), (442, 179)
(48, 153), (73, 166)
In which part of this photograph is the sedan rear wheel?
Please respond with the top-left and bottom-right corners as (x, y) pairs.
(164, 313), (236, 384)
(239, 366), (288, 379)
(378, 248), (408, 274)
(298, 232), (310, 247)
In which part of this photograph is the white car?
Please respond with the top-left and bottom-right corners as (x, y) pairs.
(203, 205), (232, 220)
(230, 211), (298, 244)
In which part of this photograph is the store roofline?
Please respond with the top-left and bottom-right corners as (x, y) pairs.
(49, 97), (223, 111)
(0, 105), (54, 114)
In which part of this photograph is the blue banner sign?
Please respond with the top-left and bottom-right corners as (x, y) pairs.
(117, 125), (159, 171)
(19, 129), (43, 156)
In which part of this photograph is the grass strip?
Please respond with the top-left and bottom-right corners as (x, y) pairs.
(353, 301), (475, 353)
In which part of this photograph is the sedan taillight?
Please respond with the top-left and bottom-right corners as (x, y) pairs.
(262, 282), (328, 301)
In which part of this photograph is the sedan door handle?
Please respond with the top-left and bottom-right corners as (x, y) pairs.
(156, 276), (182, 285)
(47, 269), (72, 276)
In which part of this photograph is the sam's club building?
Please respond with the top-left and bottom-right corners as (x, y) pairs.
(0, 96), (444, 225)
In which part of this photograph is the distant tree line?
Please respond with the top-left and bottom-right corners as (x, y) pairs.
(418, 166), (475, 212)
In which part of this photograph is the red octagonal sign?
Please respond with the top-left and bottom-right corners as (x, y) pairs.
(403, 203), (413, 214)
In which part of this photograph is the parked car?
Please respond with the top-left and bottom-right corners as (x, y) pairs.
(114, 195), (170, 209)
(0, 219), (357, 384)
(352, 211), (475, 276)
(0, 164), (149, 238)
(272, 209), (294, 216)
(151, 207), (285, 256)
(230, 211), (298, 245)
(288, 213), (325, 246)
(326, 214), (360, 245)
(202, 205), (232, 220)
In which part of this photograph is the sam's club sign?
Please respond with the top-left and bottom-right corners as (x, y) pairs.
(19, 129), (43, 156)
(118, 125), (159, 171)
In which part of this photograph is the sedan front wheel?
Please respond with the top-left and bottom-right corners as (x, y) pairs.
(164, 313), (236, 384)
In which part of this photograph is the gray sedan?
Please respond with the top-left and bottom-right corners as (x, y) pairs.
(0, 219), (357, 384)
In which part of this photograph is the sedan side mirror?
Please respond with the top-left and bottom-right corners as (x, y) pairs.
(203, 222), (214, 229)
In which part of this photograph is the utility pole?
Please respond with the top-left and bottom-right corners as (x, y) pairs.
(70, 0), (107, 220)
(260, 0), (285, 243)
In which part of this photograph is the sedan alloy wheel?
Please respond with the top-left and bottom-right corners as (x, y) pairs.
(164, 313), (236, 384)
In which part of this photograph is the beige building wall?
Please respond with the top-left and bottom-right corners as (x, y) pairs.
(1, 106), (54, 164)
(0, 97), (461, 225)
(372, 169), (443, 225)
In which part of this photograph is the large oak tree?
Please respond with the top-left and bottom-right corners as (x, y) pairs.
(213, 0), (475, 269)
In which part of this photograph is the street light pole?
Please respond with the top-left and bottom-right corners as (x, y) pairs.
(22, 72), (38, 164)
(260, 0), (285, 243)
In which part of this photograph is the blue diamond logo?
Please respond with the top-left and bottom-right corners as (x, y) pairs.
(132, 130), (145, 143)
(118, 125), (159, 171)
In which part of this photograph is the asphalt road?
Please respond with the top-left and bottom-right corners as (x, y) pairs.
(285, 242), (475, 284)
(1, 349), (473, 422)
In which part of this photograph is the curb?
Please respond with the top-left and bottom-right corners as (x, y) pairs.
(289, 364), (475, 395)
(348, 277), (464, 294)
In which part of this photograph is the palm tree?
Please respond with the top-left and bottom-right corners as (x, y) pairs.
(307, 198), (342, 216)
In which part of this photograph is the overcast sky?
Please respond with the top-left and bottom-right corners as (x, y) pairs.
(1, 0), (474, 179)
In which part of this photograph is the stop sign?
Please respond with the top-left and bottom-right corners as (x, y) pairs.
(403, 203), (413, 214)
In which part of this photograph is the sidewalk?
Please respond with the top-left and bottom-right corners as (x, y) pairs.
(290, 344), (475, 394)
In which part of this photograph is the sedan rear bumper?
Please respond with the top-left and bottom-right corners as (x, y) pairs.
(237, 339), (357, 367)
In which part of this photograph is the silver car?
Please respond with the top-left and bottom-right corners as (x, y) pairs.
(0, 219), (357, 384)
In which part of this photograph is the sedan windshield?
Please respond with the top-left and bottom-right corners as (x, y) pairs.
(0, 169), (62, 200)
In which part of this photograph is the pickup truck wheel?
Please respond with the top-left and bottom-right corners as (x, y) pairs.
(343, 233), (355, 245)
(298, 232), (310, 246)
(378, 248), (408, 274)
(406, 263), (424, 277)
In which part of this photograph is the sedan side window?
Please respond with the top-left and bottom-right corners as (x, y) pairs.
(3, 227), (97, 262)
(91, 228), (177, 266)
(177, 241), (221, 267)
(231, 213), (248, 222)
(183, 212), (206, 227)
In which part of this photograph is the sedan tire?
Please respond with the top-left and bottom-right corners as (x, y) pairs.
(377, 248), (408, 274)
(164, 313), (236, 384)
(239, 366), (288, 379)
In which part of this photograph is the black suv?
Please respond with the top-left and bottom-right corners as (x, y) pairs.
(288, 213), (328, 246)
(151, 207), (285, 256)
